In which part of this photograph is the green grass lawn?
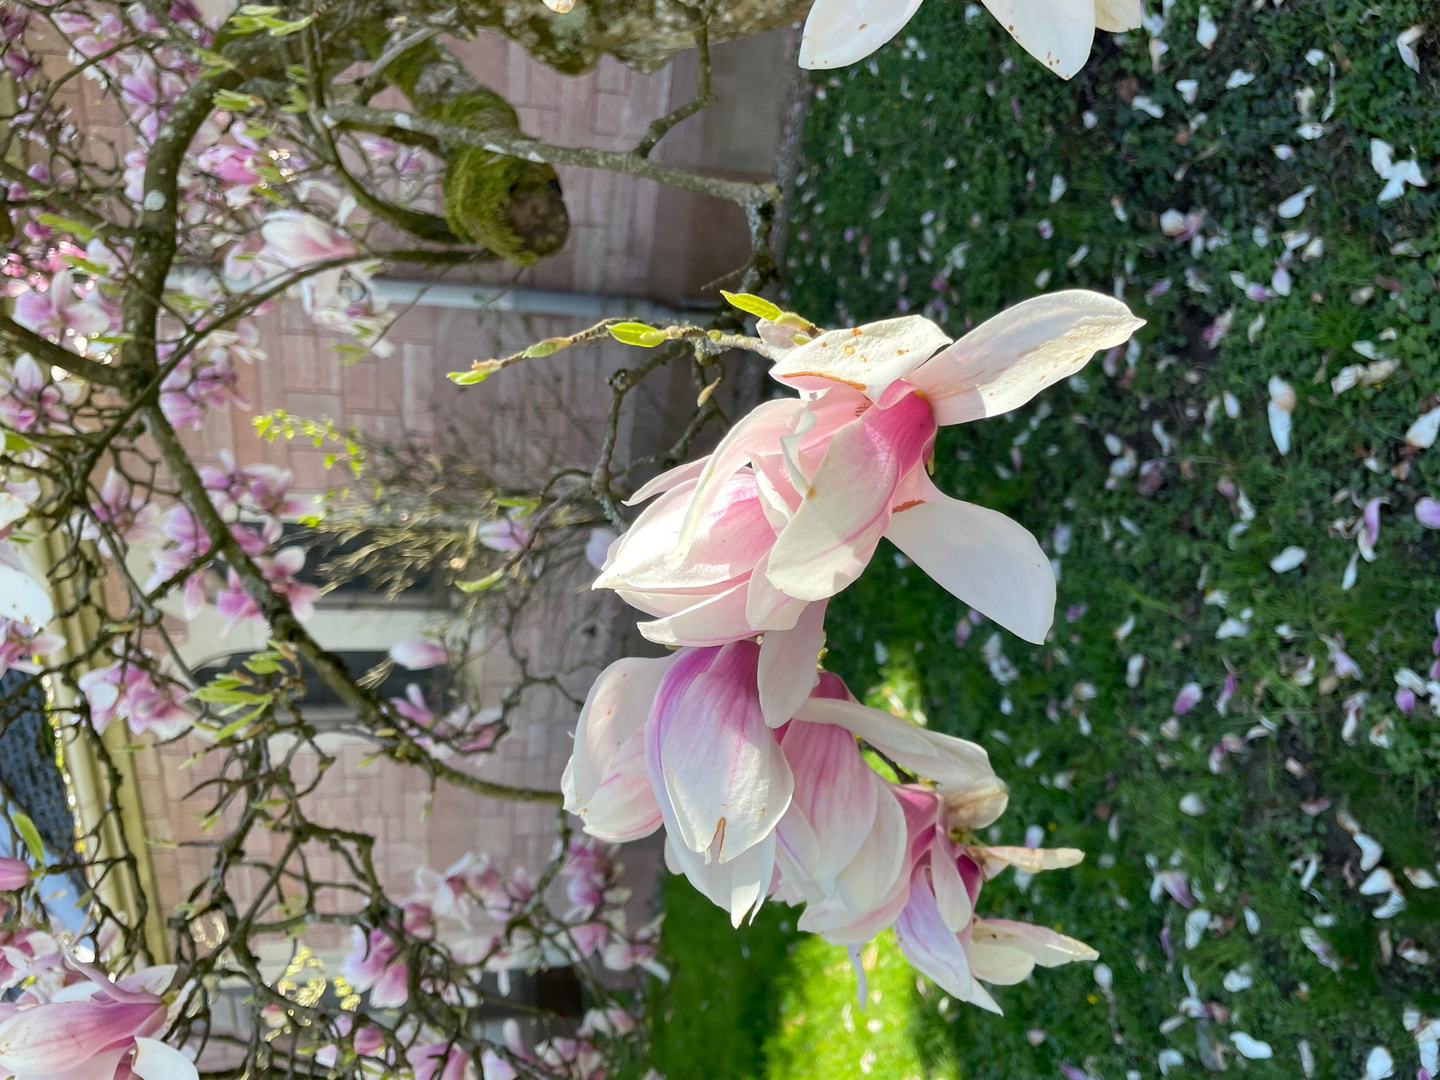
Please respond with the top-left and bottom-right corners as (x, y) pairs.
(649, 1), (1440, 1077)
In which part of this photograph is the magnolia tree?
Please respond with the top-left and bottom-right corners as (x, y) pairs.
(0, 0), (1145, 1075)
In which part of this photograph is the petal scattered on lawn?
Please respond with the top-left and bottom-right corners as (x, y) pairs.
(1270, 546), (1306, 572)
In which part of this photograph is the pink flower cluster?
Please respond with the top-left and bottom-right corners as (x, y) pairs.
(79, 658), (194, 741)
(567, 648), (1092, 1007)
(569, 292), (1144, 1006)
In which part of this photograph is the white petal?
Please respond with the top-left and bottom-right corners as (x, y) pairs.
(969, 941), (1036, 984)
(910, 290), (1143, 426)
(1405, 406), (1440, 449)
(884, 474), (1054, 643)
(798, 0), (927, 69)
(1229, 1033), (1272, 1060)
(980, 0), (1098, 80)
(0, 548), (52, 627)
(769, 315), (950, 400)
(757, 600), (827, 727)
(1267, 401), (1292, 454)
(132, 1040), (200, 1080)
(1365, 1047), (1395, 1080)
(794, 696), (997, 793)
(969, 919), (1099, 967)
(1269, 546), (1307, 573)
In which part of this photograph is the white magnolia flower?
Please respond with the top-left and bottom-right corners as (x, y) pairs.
(799, 0), (1144, 77)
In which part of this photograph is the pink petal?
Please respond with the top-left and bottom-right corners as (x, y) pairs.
(794, 696), (1000, 800)
(671, 399), (806, 563)
(657, 643), (793, 863)
(831, 778), (910, 915)
(776, 716), (877, 889)
(369, 959), (409, 1009)
(798, 0), (927, 69)
(768, 316), (950, 400)
(1416, 498), (1440, 529)
(389, 639), (448, 670)
(882, 472), (1055, 644)
(600, 472), (775, 594)
(0, 1000), (162, 1072)
(0, 857), (30, 891)
(766, 391), (935, 602)
(757, 599), (827, 727)
(910, 290), (1144, 425)
(632, 581), (756, 647)
(893, 866), (974, 999)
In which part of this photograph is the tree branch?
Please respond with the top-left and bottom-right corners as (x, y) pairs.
(0, 315), (131, 389)
(140, 402), (563, 805)
(323, 105), (777, 209)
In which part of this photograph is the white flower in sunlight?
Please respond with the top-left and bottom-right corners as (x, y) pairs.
(799, 0), (1143, 77)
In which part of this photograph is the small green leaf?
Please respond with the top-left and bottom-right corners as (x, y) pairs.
(493, 496), (540, 512)
(211, 704), (267, 741)
(720, 291), (784, 322)
(36, 214), (96, 244)
(12, 812), (43, 863)
(5, 432), (34, 453)
(456, 569), (505, 592)
(608, 322), (669, 348)
(448, 359), (503, 385)
(213, 89), (261, 112)
(522, 338), (568, 358)
(193, 48), (237, 72)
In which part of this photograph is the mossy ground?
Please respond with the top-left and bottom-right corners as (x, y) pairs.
(649, 2), (1440, 1077)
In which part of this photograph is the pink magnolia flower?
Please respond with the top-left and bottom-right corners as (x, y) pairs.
(0, 857), (31, 891)
(0, 963), (195, 1080)
(0, 353), (82, 433)
(603, 292), (1141, 654)
(389, 638), (448, 671)
(1416, 498), (1440, 529)
(85, 470), (163, 547)
(200, 452), (305, 519)
(475, 511), (533, 554)
(339, 926), (408, 1009)
(313, 1015), (387, 1070)
(12, 270), (113, 347)
(159, 352), (246, 430)
(0, 616), (63, 679)
(0, 928), (59, 991)
(409, 1042), (474, 1080)
(260, 211), (357, 267)
(78, 661), (194, 740)
(566, 644), (1011, 927)
(215, 548), (318, 633)
(799, 0), (1143, 76)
